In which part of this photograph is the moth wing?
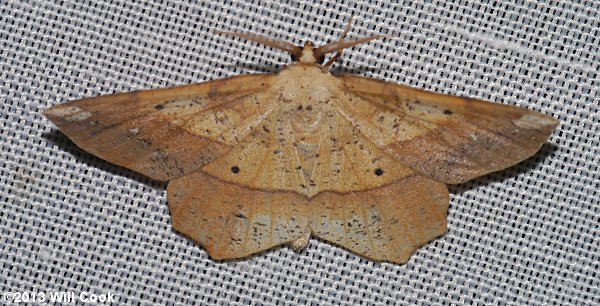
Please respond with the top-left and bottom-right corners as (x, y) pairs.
(336, 75), (559, 184)
(308, 172), (449, 264)
(168, 170), (311, 260)
(168, 167), (448, 263)
(199, 98), (429, 197)
(169, 100), (448, 263)
(44, 74), (277, 180)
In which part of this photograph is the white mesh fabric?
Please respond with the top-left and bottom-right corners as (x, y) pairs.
(1, 0), (598, 305)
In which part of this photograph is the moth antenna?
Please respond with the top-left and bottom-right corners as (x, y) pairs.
(339, 15), (354, 40)
(214, 30), (302, 58)
(323, 15), (354, 68)
(315, 34), (387, 59)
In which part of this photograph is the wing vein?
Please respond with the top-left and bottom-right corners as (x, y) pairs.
(346, 93), (529, 170)
(353, 92), (524, 147)
(176, 90), (266, 128)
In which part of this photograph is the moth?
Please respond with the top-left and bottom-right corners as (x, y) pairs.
(44, 19), (558, 264)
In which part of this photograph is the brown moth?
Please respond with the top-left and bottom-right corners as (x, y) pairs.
(44, 19), (558, 263)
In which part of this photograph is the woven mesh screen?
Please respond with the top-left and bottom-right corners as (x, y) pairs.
(1, 0), (598, 305)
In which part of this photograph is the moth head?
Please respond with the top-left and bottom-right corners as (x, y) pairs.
(293, 41), (325, 65)
(214, 16), (386, 68)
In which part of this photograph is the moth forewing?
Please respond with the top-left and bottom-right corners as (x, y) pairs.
(43, 74), (276, 181)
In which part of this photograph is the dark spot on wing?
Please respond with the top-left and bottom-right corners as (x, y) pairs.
(443, 109), (453, 115)
(231, 166), (240, 174)
(375, 168), (384, 176)
(154, 104), (164, 110)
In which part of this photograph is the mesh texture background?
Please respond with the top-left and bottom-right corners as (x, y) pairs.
(1, 0), (598, 305)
